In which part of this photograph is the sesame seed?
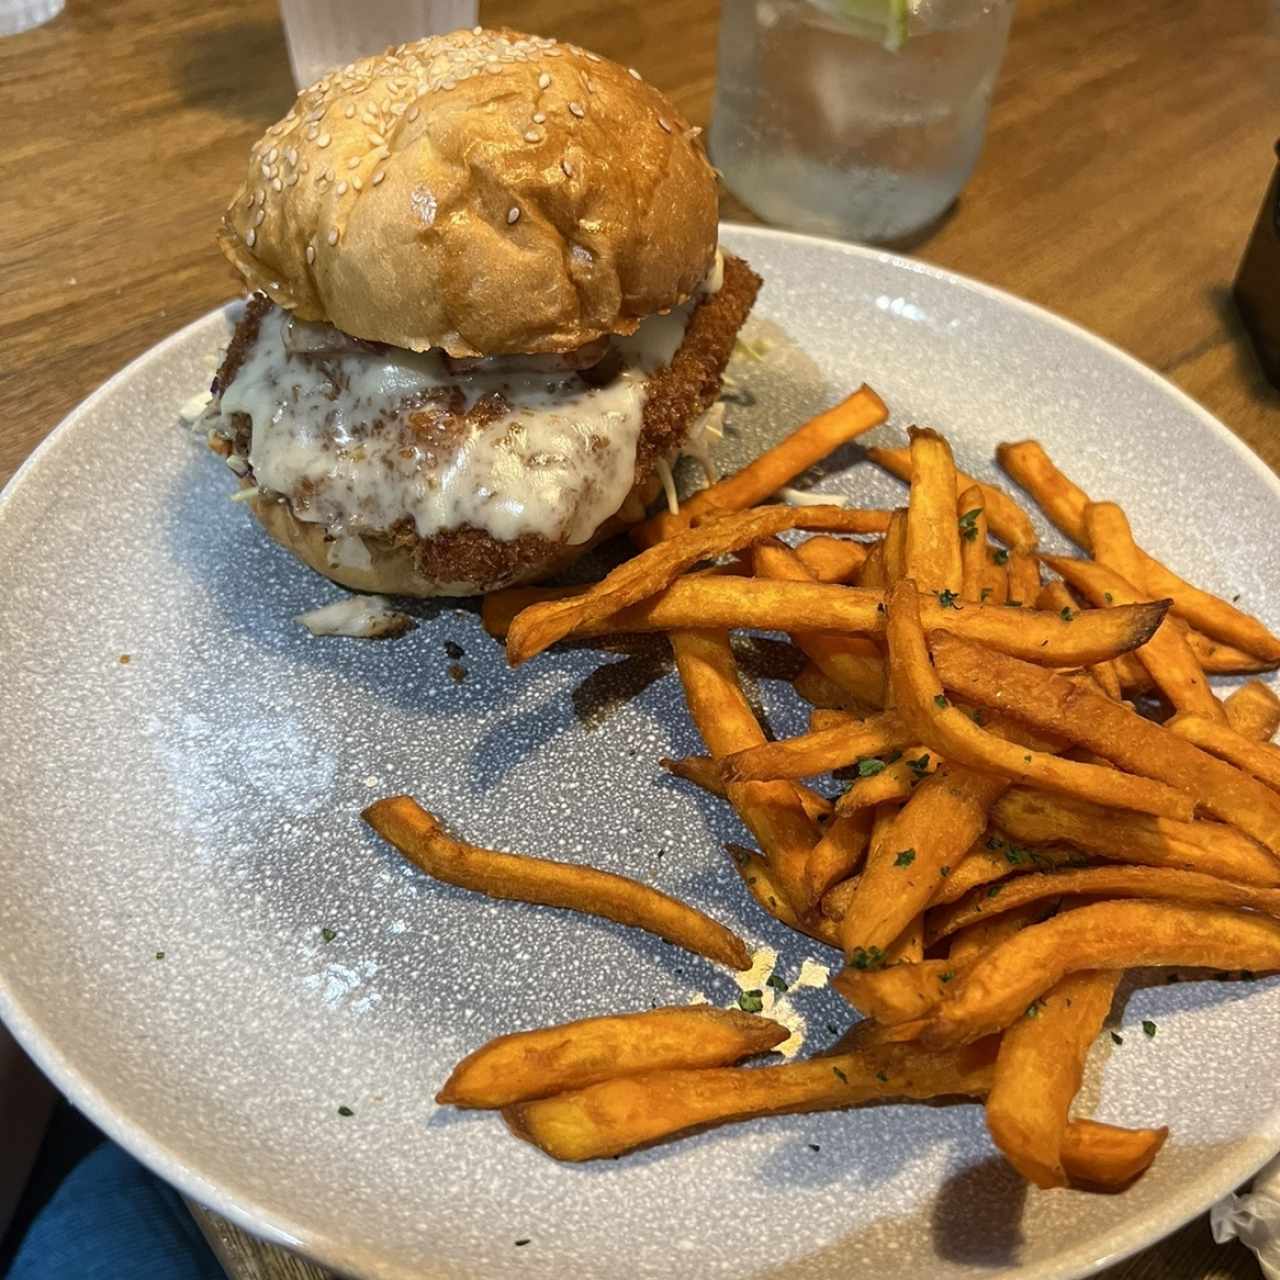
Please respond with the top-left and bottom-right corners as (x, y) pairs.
(317, 133), (331, 147)
(472, 24), (482, 33)
(507, 206), (520, 224)
(407, 105), (420, 121)
(561, 158), (573, 177)
(545, 48), (561, 57)
(347, 156), (360, 169)
(286, 172), (299, 186)
(336, 180), (348, 194)
(344, 104), (355, 118)
(305, 244), (316, 264)
(372, 170), (386, 185)
(267, 146), (279, 162)
(306, 127), (319, 141)
(327, 228), (339, 245)
(568, 101), (584, 117)
(326, 168), (335, 180)
(271, 176), (283, 191)
(629, 67), (642, 80)
(253, 209), (265, 225)
(352, 176), (362, 190)
(245, 227), (256, 247)
(485, 63), (501, 75)
(524, 129), (540, 142)
(255, 189), (266, 205)
(532, 111), (546, 123)
(286, 147), (298, 165)
(538, 71), (551, 89)
(585, 50), (601, 62)
(658, 116), (671, 132)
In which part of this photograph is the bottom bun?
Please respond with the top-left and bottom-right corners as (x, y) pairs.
(246, 473), (664, 598)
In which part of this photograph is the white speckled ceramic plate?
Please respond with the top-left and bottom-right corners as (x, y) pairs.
(1, 224), (1278, 1280)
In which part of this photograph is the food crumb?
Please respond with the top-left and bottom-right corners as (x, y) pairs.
(154, 951), (165, 960)
(808, 1143), (820, 1152)
(337, 1105), (354, 1117)
(448, 663), (468, 683)
(118, 654), (131, 664)
(514, 1239), (531, 1247)
(443, 640), (465, 659)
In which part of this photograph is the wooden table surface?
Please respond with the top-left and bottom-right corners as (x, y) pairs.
(2, 0), (1275, 1276)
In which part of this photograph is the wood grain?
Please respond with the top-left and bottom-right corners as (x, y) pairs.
(0, 0), (1274, 1277)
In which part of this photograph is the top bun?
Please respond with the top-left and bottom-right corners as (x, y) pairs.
(218, 28), (719, 357)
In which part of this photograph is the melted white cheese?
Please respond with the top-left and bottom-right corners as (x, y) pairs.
(215, 274), (712, 546)
(294, 594), (414, 638)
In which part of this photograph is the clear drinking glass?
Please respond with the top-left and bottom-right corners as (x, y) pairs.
(279, 0), (479, 90)
(709, 0), (1015, 244)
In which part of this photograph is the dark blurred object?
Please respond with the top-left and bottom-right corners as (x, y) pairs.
(1233, 141), (1280, 389)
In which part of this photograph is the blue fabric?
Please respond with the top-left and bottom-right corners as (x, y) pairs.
(6, 1141), (223, 1280)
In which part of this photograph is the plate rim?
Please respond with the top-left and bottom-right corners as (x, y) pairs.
(1, 220), (1277, 1280)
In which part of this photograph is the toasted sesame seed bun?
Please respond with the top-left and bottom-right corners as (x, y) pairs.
(217, 28), (719, 358)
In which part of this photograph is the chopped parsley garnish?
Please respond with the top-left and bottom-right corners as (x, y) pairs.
(969, 708), (986, 726)
(1059, 606), (1075, 622)
(958, 508), (983, 542)
(987, 835), (1004, 851)
(875, 1070), (889, 1084)
(738, 989), (765, 1013)
(337, 1105), (354, 1117)
(833, 1066), (849, 1084)
(1025, 1001), (1042, 1019)
(993, 548), (1010, 566)
(858, 757), (887, 777)
(940, 970), (956, 984)
(876, 601), (887, 615)
(980, 587), (993, 602)
(894, 848), (917, 868)
(766, 974), (789, 994)
(1104, 592), (1114, 604)
(321, 927), (336, 944)
(907, 753), (931, 774)
(1004, 845), (1029, 866)
(1023, 754), (1033, 764)
(939, 865), (952, 878)
(1142, 1019), (1157, 1038)
(934, 694), (950, 709)
(848, 946), (886, 971)
(154, 951), (165, 960)
(987, 884), (1003, 899)
(1111, 1031), (1124, 1046)
(937, 589), (961, 609)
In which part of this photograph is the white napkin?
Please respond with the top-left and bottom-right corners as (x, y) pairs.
(1212, 1155), (1280, 1278)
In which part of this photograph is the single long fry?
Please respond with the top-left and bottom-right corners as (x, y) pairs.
(1226, 681), (1280, 742)
(958, 487), (1003, 604)
(362, 797), (752, 970)
(834, 747), (938, 813)
(930, 865), (1280, 943)
(918, 901), (1280, 1049)
(503, 1038), (995, 1162)
(866, 445), (1038, 550)
(932, 633), (1280, 854)
(807, 808), (873, 903)
(906, 428), (964, 594)
(1168, 714), (1280, 791)
(727, 845), (842, 949)
(992, 786), (1280, 886)
(1060, 1119), (1169, 1191)
(795, 535), (869, 584)
(671, 628), (820, 913)
(507, 505), (891, 665)
(550, 576), (1168, 666)
(660, 755), (833, 823)
(635, 386), (888, 544)
(1047, 539), (1223, 723)
(998, 439), (1280, 661)
(883, 509), (908, 586)
(809, 708), (861, 732)
(1186, 630), (1279, 675)
(839, 768), (1008, 958)
(722, 712), (910, 783)
(986, 971), (1120, 1188)
(438, 1006), (789, 1108)
(858, 538), (887, 589)
(753, 541), (886, 708)
(886, 582), (1192, 819)
(929, 838), (1086, 907)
